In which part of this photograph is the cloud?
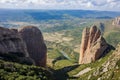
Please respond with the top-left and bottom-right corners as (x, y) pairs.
(91, 0), (107, 6)
(0, 0), (119, 11)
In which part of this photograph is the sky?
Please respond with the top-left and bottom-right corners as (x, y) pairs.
(0, 0), (120, 11)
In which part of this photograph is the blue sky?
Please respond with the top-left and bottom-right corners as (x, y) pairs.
(0, 0), (120, 11)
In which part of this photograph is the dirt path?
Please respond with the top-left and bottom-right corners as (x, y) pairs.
(73, 67), (91, 77)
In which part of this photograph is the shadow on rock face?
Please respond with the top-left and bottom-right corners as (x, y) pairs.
(18, 26), (47, 67)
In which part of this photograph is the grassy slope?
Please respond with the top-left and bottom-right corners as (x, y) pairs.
(77, 44), (120, 80)
(51, 50), (115, 80)
(68, 50), (114, 79)
(53, 48), (120, 80)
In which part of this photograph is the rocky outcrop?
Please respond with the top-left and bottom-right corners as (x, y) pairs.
(0, 26), (47, 66)
(91, 44), (120, 79)
(112, 17), (120, 26)
(102, 43), (120, 72)
(79, 25), (109, 64)
(0, 27), (34, 65)
(18, 26), (47, 67)
(0, 27), (29, 57)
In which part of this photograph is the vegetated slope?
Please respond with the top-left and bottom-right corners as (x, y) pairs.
(52, 50), (114, 80)
(67, 43), (120, 80)
(0, 60), (53, 80)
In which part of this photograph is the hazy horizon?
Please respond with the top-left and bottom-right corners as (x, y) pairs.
(0, 0), (119, 12)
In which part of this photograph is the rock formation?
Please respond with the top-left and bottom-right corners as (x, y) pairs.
(0, 27), (29, 57)
(101, 43), (120, 73)
(112, 17), (120, 26)
(0, 26), (34, 65)
(18, 26), (47, 67)
(79, 25), (108, 64)
(90, 44), (120, 79)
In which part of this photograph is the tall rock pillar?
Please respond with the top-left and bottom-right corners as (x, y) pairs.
(79, 25), (108, 64)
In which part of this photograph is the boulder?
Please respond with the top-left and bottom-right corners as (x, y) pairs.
(18, 26), (47, 67)
(79, 25), (108, 64)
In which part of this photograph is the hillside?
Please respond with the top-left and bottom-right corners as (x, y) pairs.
(0, 60), (53, 80)
(51, 43), (120, 80)
(67, 44), (120, 80)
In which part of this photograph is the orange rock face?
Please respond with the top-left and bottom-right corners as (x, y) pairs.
(79, 25), (108, 64)
(18, 26), (47, 67)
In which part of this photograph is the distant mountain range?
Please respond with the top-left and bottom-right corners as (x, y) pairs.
(0, 9), (120, 22)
